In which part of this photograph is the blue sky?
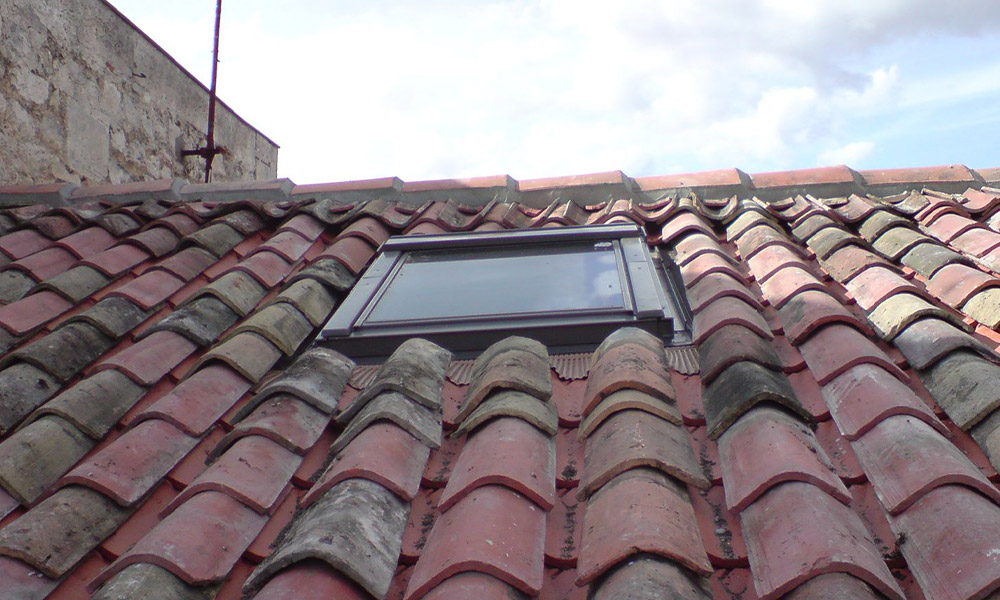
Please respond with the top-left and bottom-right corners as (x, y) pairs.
(110, 0), (1000, 184)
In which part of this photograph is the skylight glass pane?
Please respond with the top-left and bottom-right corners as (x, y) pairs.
(364, 241), (625, 324)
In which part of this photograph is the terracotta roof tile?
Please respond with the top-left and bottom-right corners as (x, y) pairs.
(577, 471), (712, 585)
(579, 409), (707, 500)
(741, 482), (904, 600)
(6, 170), (1000, 599)
(404, 485), (545, 600)
(246, 478), (409, 598)
(440, 416), (555, 511)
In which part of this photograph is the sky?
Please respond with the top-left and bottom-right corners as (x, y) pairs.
(110, 0), (1000, 185)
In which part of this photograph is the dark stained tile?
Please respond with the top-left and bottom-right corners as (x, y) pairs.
(741, 482), (904, 600)
(579, 409), (707, 500)
(0, 485), (129, 578)
(8, 321), (114, 382)
(871, 227), (932, 261)
(921, 350), (1000, 430)
(464, 371), (560, 431)
(29, 370), (145, 439)
(267, 278), (336, 327)
(718, 407), (848, 513)
(544, 490), (581, 567)
(895, 317), (996, 370)
(806, 227), (859, 260)
(317, 236), (374, 275)
(91, 563), (217, 600)
(900, 241), (971, 278)
(404, 485), (545, 600)
(0, 363), (59, 434)
(126, 227), (180, 257)
(868, 292), (964, 340)
(823, 364), (946, 441)
(68, 296), (150, 339)
(858, 210), (914, 242)
(577, 472), (712, 586)
(399, 488), (438, 564)
(307, 422), (429, 506)
(734, 224), (804, 262)
(250, 560), (368, 600)
(440, 416), (554, 511)
(699, 325), (782, 385)
(0, 415), (93, 505)
(36, 265), (110, 302)
(241, 346), (354, 419)
(245, 478), (408, 599)
(344, 339), (452, 422)
(183, 223), (243, 257)
(702, 361), (807, 440)
(287, 258), (356, 294)
(142, 296), (239, 346)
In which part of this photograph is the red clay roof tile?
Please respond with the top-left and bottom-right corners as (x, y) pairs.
(93, 490), (266, 588)
(577, 473), (712, 585)
(691, 484), (748, 568)
(440, 416), (554, 511)
(741, 482), (904, 600)
(219, 393), (326, 455)
(718, 407), (848, 513)
(405, 485), (546, 600)
(797, 323), (909, 385)
(0, 229), (52, 260)
(305, 422), (429, 507)
(251, 560), (369, 600)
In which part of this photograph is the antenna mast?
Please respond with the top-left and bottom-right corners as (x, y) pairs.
(181, 0), (226, 182)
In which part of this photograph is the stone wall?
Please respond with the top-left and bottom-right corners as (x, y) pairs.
(0, 0), (278, 185)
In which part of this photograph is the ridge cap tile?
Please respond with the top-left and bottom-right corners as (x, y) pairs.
(718, 406), (850, 513)
(438, 416), (556, 512)
(304, 421), (430, 507)
(90, 490), (266, 589)
(741, 481), (905, 600)
(244, 477), (408, 599)
(403, 484), (545, 600)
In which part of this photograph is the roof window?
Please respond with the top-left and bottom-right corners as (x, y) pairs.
(320, 223), (690, 359)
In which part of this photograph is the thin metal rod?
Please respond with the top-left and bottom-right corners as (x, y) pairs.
(204, 0), (222, 183)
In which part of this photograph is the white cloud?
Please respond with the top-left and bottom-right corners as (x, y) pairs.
(110, 0), (1000, 182)
(819, 141), (876, 165)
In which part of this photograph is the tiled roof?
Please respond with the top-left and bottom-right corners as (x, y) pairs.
(0, 165), (999, 599)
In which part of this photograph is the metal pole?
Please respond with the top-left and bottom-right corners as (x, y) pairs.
(204, 0), (222, 182)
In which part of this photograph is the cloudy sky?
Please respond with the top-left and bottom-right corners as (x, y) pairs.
(111, 0), (1000, 184)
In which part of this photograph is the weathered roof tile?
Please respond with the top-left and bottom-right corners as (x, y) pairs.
(343, 339), (452, 422)
(7, 321), (114, 382)
(191, 332), (281, 383)
(699, 324), (782, 383)
(452, 389), (558, 437)
(0, 363), (59, 434)
(229, 303), (312, 356)
(35, 265), (110, 302)
(268, 278), (336, 326)
(0, 485), (130, 578)
(718, 407), (848, 513)
(798, 323), (909, 385)
(91, 563), (217, 600)
(922, 350), (1000, 430)
(133, 364), (251, 436)
(703, 361), (807, 439)
(183, 223), (242, 257)
(0, 415), (93, 505)
(28, 370), (145, 439)
(141, 296), (239, 346)
(96, 330), (198, 385)
(823, 364), (946, 441)
(245, 478), (408, 599)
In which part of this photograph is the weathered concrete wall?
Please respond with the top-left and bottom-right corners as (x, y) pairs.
(0, 0), (278, 185)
